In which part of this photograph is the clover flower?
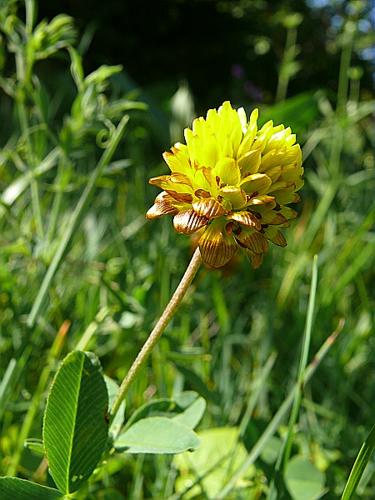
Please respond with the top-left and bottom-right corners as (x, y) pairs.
(147, 101), (303, 268)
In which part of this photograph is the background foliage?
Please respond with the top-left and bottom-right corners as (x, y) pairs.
(0, 0), (374, 498)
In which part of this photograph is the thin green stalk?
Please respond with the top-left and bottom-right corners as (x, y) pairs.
(216, 319), (344, 499)
(109, 247), (202, 422)
(46, 157), (71, 244)
(25, 0), (36, 35)
(341, 423), (375, 500)
(15, 4), (44, 238)
(239, 352), (278, 438)
(337, 24), (355, 116)
(46, 182), (63, 243)
(0, 359), (17, 422)
(282, 254), (318, 464)
(267, 255), (318, 499)
(75, 307), (110, 351)
(16, 95), (44, 239)
(27, 115), (129, 327)
(223, 352), (277, 484)
(276, 26), (298, 103)
(171, 451), (232, 500)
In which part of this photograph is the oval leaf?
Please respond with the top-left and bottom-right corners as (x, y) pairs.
(115, 416), (200, 454)
(285, 456), (325, 500)
(43, 351), (109, 494)
(172, 397), (206, 429)
(123, 398), (176, 431)
(0, 477), (63, 500)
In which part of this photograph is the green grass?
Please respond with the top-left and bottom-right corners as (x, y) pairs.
(0, 1), (374, 498)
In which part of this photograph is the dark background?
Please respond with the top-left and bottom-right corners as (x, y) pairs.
(39, 0), (374, 112)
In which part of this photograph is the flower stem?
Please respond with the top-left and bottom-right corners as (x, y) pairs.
(110, 247), (202, 422)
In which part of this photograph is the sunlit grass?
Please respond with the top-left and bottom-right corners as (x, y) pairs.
(0, 0), (374, 498)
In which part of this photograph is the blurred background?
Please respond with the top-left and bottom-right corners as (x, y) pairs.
(41, 0), (375, 110)
(0, 0), (374, 498)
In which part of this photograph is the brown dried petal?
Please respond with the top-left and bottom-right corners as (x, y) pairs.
(149, 172), (189, 186)
(195, 189), (211, 198)
(246, 251), (263, 269)
(149, 173), (193, 194)
(236, 230), (269, 254)
(146, 191), (179, 219)
(198, 225), (237, 268)
(269, 230), (287, 247)
(192, 198), (226, 219)
(260, 212), (288, 225)
(165, 190), (193, 203)
(173, 210), (208, 234)
(229, 211), (262, 230)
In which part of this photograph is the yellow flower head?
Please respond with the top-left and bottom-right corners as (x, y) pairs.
(147, 101), (303, 268)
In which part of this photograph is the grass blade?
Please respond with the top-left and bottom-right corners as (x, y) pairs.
(341, 423), (375, 500)
(0, 359), (17, 421)
(27, 115), (129, 327)
(268, 255), (318, 499)
(216, 318), (344, 499)
(283, 255), (318, 463)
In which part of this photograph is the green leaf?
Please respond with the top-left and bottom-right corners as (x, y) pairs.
(172, 396), (206, 429)
(284, 456), (325, 500)
(260, 436), (282, 465)
(174, 390), (200, 408)
(0, 477), (63, 500)
(173, 427), (252, 498)
(123, 392), (205, 432)
(86, 65), (123, 86)
(115, 416), (200, 454)
(43, 351), (109, 494)
(123, 398), (179, 431)
(68, 47), (84, 90)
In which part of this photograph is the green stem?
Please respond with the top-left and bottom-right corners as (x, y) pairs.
(15, 5), (43, 237)
(16, 93), (44, 239)
(276, 27), (297, 103)
(337, 24), (355, 116)
(46, 156), (71, 244)
(25, 0), (36, 35)
(110, 247), (202, 422)
(282, 255), (318, 465)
